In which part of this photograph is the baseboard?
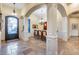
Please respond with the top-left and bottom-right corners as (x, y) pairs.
(1, 40), (6, 43)
(70, 36), (79, 37)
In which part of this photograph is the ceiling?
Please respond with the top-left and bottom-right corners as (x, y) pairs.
(2, 3), (26, 9)
(1, 3), (47, 18)
(69, 11), (79, 18)
(33, 5), (47, 18)
(68, 3), (79, 18)
(66, 3), (71, 6)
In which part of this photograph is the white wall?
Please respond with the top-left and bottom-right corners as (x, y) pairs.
(69, 18), (79, 36)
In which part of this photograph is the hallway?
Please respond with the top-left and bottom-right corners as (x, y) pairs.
(0, 37), (46, 55)
(59, 37), (79, 55)
(1, 3), (79, 55)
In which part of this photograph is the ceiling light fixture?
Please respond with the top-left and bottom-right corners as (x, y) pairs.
(12, 3), (17, 16)
(0, 3), (2, 16)
(40, 10), (43, 25)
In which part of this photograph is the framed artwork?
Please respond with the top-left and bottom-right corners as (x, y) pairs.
(72, 24), (78, 30)
(44, 22), (47, 30)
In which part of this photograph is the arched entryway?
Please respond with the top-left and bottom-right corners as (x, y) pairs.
(23, 3), (68, 40)
(5, 16), (19, 41)
(68, 11), (79, 37)
(23, 3), (68, 55)
(22, 3), (47, 41)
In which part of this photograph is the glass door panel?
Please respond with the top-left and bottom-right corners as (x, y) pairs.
(8, 17), (17, 34)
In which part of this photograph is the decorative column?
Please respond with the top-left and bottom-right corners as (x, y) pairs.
(19, 16), (24, 40)
(22, 17), (29, 41)
(23, 16), (31, 41)
(46, 4), (58, 55)
(61, 17), (68, 41)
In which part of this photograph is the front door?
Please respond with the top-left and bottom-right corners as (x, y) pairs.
(5, 16), (19, 41)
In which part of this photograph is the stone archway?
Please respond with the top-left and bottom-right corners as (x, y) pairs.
(24, 3), (68, 38)
(57, 4), (67, 17)
(25, 3), (46, 17)
(23, 3), (68, 54)
(23, 3), (47, 41)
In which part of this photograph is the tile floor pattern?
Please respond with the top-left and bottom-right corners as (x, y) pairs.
(1, 36), (79, 55)
(0, 37), (46, 55)
(58, 36), (79, 55)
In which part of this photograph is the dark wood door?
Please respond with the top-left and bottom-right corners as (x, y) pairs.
(5, 16), (19, 41)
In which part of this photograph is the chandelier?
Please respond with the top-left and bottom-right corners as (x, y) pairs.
(0, 4), (2, 15)
(12, 3), (17, 16)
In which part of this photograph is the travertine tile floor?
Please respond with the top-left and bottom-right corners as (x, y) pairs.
(1, 36), (79, 55)
(58, 36), (79, 55)
(0, 38), (46, 55)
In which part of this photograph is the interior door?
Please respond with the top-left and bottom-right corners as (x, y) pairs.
(5, 16), (19, 41)
(71, 24), (78, 36)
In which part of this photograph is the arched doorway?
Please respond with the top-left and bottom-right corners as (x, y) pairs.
(68, 11), (79, 37)
(5, 16), (19, 41)
(24, 3), (68, 41)
(24, 3), (68, 55)
(23, 4), (47, 41)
